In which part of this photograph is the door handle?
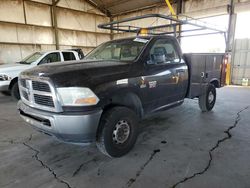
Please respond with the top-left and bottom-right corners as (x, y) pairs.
(201, 72), (205, 78)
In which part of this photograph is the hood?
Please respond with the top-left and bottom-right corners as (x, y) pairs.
(21, 60), (134, 88)
(0, 63), (32, 74)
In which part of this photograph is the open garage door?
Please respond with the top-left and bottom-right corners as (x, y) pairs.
(231, 39), (250, 85)
(231, 12), (250, 86)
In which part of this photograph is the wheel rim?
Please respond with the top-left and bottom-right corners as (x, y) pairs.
(208, 91), (214, 104)
(112, 120), (130, 144)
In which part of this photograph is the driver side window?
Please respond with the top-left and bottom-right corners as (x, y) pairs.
(148, 39), (180, 65)
(39, 52), (61, 65)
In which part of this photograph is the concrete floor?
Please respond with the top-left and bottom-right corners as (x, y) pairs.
(0, 86), (250, 188)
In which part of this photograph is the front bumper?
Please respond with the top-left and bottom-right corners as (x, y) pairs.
(18, 101), (102, 143)
(0, 81), (10, 91)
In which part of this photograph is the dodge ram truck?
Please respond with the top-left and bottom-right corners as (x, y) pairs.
(0, 49), (84, 100)
(18, 36), (226, 157)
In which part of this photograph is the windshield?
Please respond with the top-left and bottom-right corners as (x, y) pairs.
(19, 52), (44, 64)
(85, 38), (149, 61)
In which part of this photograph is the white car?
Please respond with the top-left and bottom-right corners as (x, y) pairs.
(0, 49), (83, 100)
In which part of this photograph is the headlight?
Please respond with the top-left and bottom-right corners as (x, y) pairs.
(0, 74), (11, 81)
(57, 87), (99, 106)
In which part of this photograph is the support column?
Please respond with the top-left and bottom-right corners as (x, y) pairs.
(110, 17), (114, 40)
(226, 0), (237, 52)
(176, 0), (183, 42)
(176, 0), (183, 15)
(226, 0), (237, 85)
(23, 0), (27, 24)
(52, 0), (60, 50)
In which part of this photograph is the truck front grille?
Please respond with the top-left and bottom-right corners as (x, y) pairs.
(32, 81), (51, 92)
(19, 78), (61, 112)
(34, 94), (55, 107)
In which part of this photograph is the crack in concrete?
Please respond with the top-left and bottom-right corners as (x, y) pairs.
(126, 149), (161, 187)
(72, 157), (99, 177)
(23, 141), (73, 188)
(171, 106), (250, 188)
(6, 134), (73, 188)
(1, 134), (72, 187)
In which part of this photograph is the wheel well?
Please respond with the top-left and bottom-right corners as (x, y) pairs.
(103, 92), (143, 118)
(210, 79), (220, 88)
(9, 77), (18, 90)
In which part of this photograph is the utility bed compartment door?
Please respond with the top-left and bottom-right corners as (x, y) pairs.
(205, 55), (224, 83)
(184, 53), (224, 99)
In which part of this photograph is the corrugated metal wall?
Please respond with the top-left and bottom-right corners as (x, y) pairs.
(0, 0), (111, 65)
(231, 39), (250, 85)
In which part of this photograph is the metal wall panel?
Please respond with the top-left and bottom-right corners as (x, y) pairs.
(0, 44), (41, 64)
(0, 0), (25, 23)
(0, 0), (110, 64)
(231, 39), (250, 85)
(0, 23), (54, 44)
(25, 1), (52, 26)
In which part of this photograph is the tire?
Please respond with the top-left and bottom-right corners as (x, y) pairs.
(11, 82), (20, 101)
(96, 107), (139, 158)
(1, 91), (11, 96)
(199, 84), (216, 112)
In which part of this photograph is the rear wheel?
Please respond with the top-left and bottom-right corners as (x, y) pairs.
(11, 82), (20, 101)
(199, 84), (216, 112)
(96, 107), (139, 158)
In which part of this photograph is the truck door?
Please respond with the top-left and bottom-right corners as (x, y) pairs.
(142, 38), (188, 113)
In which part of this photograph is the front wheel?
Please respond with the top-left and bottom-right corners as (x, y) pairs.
(199, 84), (216, 112)
(96, 107), (139, 158)
(11, 82), (20, 101)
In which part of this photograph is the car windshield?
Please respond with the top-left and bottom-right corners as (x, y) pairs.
(85, 38), (149, 62)
(19, 52), (44, 64)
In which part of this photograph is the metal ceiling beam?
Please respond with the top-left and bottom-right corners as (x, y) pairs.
(104, 0), (132, 8)
(104, 0), (164, 11)
(112, 2), (166, 16)
(84, 0), (111, 16)
(54, 0), (60, 5)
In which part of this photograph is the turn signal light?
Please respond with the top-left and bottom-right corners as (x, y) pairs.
(75, 97), (98, 105)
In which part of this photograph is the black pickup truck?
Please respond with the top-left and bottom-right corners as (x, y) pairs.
(18, 36), (226, 157)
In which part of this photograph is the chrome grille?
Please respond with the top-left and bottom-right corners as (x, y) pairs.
(34, 94), (54, 107)
(19, 77), (61, 112)
(32, 81), (51, 92)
